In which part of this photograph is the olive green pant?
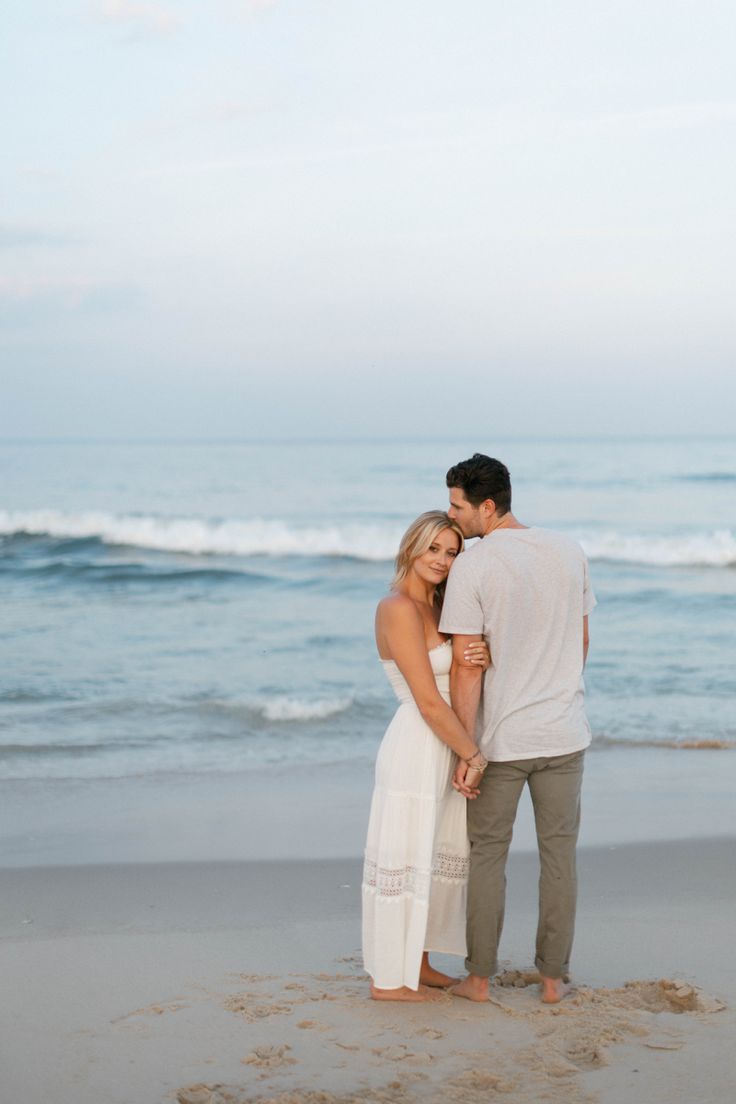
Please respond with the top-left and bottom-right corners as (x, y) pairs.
(465, 749), (585, 979)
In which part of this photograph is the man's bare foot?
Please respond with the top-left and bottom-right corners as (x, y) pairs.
(449, 974), (490, 1002)
(540, 976), (572, 1004)
(370, 983), (444, 1002)
(419, 963), (460, 989)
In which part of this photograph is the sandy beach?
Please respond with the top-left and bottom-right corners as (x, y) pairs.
(2, 829), (733, 1104)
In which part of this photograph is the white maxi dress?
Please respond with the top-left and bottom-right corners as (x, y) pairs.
(361, 640), (469, 989)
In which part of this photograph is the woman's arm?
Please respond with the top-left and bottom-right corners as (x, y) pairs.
(450, 633), (486, 798)
(377, 596), (480, 761)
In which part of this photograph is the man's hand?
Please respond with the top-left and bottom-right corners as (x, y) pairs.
(453, 758), (482, 799)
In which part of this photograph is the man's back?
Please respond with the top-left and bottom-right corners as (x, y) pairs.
(440, 527), (596, 761)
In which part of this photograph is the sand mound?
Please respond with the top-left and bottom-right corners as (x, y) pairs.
(494, 969), (542, 989)
(574, 978), (726, 1015)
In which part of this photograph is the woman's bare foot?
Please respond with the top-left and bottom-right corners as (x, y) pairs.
(540, 976), (572, 1004)
(449, 974), (490, 1002)
(420, 963), (460, 989)
(370, 983), (444, 1002)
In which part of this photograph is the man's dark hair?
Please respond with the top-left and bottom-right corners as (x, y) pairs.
(446, 453), (512, 514)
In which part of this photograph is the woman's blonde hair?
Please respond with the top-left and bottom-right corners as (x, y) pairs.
(391, 510), (464, 608)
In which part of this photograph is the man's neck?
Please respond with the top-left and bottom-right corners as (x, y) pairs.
(481, 512), (527, 537)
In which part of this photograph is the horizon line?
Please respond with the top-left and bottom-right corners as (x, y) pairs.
(2, 433), (735, 446)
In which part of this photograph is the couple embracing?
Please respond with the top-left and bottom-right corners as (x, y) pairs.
(362, 453), (596, 1004)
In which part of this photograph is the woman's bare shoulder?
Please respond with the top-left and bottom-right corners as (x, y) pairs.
(375, 592), (427, 661)
(376, 591), (419, 622)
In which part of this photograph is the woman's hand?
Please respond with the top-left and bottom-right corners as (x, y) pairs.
(463, 639), (491, 670)
(453, 758), (482, 799)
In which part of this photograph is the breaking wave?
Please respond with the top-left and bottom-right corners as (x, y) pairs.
(0, 510), (400, 561)
(2, 511), (735, 567)
(580, 530), (736, 568)
(253, 695), (355, 722)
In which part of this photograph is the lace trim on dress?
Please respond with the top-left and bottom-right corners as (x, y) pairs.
(362, 859), (429, 900)
(362, 850), (468, 900)
(432, 848), (469, 882)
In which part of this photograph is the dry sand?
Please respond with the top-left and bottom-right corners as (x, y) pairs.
(1, 840), (733, 1104)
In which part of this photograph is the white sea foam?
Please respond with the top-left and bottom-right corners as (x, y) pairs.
(580, 529), (736, 568)
(2, 510), (735, 567)
(0, 510), (400, 561)
(257, 696), (354, 722)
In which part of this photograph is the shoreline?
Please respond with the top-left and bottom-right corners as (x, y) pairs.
(2, 839), (733, 1103)
(2, 744), (736, 869)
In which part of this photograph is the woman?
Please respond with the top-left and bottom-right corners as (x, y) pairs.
(362, 511), (489, 1001)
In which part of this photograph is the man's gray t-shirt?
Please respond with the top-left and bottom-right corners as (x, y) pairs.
(439, 527), (596, 762)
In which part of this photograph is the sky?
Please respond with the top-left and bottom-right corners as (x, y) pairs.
(2, 0), (735, 440)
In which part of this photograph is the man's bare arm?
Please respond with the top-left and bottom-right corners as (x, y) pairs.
(583, 616), (589, 665)
(450, 634), (485, 797)
(450, 634), (484, 732)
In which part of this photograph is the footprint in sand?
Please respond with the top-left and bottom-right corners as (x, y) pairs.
(176, 1087), (218, 1104)
(178, 1086), (417, 1104)
(416, 1027), (445, 1039)
(314, 971), (362, 982)
(536, 1049), (584, 1079)
(454, 1069), (518, 1095)
(560, 1036), (611, 1070)
(224, 995), (293, 1022)
(112, 1000), (188, 1024)
(371, 1044), (433, 1064)
(243, 1044), (296, 1069)
(644, 1035), (685, 1050)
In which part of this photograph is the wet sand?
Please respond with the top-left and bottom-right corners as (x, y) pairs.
(1, 838), (732, 1104)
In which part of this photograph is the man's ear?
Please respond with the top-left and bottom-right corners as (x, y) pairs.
(482, 498), (497, 518)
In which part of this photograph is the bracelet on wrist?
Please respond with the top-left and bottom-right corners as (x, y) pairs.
(463, 749), (488, 772)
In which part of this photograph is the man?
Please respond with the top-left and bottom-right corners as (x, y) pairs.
(438, 453), (596, 1004)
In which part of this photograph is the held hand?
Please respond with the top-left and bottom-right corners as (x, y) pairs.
(463, 640), (491, 670)
(453, 758), (482, 799)
(462, 765), (483, 798)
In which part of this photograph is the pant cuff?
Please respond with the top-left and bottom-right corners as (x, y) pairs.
(465, 956), (497, 978)
(535, 954), (570, 979)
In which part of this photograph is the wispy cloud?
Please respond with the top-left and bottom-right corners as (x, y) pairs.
(18, 165), (64, 181)
(0, 224), (81, 250)
(131, 94), (736, 184)
(574, 102), (736, 136)
(99, 1), (181, 40)
(0, 277), (146, 324)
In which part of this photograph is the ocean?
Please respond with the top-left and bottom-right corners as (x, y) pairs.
(1, 437), (735, 787)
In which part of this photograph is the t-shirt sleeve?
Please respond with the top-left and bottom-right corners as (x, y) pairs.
(439, 552), (485, 634)
(583, 555), (597, 616)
